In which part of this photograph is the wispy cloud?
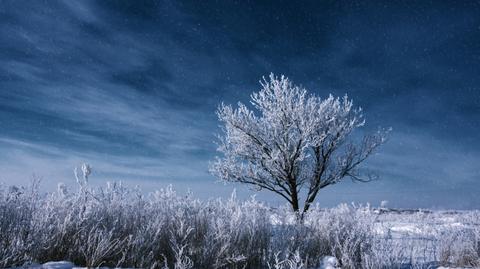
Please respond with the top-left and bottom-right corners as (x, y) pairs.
(0, 1), (479, 208)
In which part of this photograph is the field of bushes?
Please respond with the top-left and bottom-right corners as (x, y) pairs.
(1, 180), (479, 269)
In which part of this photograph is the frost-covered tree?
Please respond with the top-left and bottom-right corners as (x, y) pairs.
(210, 74), (389, 214)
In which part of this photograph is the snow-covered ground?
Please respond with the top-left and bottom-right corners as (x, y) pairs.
(13, 262), (79, 269)
(13, 259), (477, 269)
(11, 257), (342, 269)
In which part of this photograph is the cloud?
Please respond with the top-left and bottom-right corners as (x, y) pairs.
(0, 1), (479, 208)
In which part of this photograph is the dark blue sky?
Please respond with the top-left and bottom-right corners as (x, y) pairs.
(1, 1), (479, 209)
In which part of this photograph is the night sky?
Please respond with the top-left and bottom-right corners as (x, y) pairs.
(1, 1), (479, 209)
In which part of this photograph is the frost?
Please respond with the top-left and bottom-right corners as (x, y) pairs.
(0, 180), (479, 268)
(211, 74), (389, 213)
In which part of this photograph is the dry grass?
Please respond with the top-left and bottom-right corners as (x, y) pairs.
(0, 179), (478, 268)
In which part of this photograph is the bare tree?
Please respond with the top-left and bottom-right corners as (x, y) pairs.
(210, 74), (389, 214)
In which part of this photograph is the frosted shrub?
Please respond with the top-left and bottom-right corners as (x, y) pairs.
(0, 180), (40, 267)
(0, 180), (479, 268)
(437, 212), (480, 267)
(268, 251), (305, 269)
(265, 204), (375, 268)
(0, 181), (272, 268)
(324, 205), (374, 268)
(301, 204), (375, 268)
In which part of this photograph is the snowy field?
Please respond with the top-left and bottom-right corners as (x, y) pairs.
(1, 181), (479, 269)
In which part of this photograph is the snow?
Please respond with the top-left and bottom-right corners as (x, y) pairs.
(14, 258), (339, 269)
(12, 261), (477, 269)
(319, 256), (339, 269)
(437, 267), (474, 269)
(13, 261), (78, 269)
(14, 261), (133, 269)
(389, 224), (423, 234)
(41, 262), (77, 269)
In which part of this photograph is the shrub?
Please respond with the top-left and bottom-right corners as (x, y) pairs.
(0, 179), (479, 268)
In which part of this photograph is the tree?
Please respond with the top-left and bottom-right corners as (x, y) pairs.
(210, 74), (389, 214)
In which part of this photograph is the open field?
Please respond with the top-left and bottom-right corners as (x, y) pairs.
(1, 181), (479, 269)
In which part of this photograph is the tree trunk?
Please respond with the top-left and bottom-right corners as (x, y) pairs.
(300, 202), (313, 222)
(303, 202), (312, 214)
(290, 186), (300, 212)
